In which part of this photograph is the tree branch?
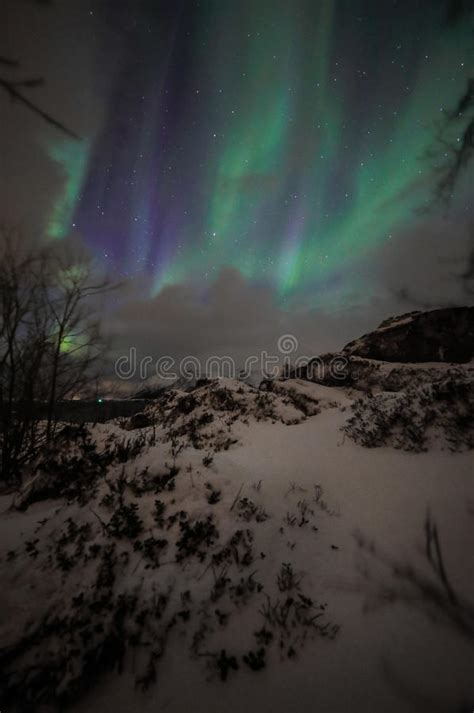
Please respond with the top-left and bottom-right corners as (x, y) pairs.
(0, 75), (79, 139)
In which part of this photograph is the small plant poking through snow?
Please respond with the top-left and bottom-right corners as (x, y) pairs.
(243, 647), (266, 671)
(215, 649), (239, 681)
(277, 562), (302, 592)
(205, 482), (221, 504)
(176, 515), (219, 562)
(153, 499), (166, 527)
(313, 484), (339, 517)
(108, 502), (143, 539)
(203, 452), (214, 468)
(236, 497), (269, 523)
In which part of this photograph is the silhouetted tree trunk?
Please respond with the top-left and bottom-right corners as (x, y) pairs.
(0, 230), (108, 483)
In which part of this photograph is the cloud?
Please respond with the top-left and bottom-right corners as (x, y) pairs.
(105, 266), (383, 384)
(373, 216), (473, 308)
(103, 212), (474, 386)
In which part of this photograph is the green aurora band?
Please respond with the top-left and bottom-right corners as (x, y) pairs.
(45, 0), (473, 306)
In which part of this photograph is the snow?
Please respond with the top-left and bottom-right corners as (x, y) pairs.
(1, 376), (473, 712)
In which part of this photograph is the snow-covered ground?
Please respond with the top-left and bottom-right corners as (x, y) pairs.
(1, 377), (473, 713)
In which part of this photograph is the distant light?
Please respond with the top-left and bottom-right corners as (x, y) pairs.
(98, 398), (103, 404)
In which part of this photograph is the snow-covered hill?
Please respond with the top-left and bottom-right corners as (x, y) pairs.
(1, 310), (473, 713)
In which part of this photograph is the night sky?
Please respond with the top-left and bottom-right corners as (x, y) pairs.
(2, 0), (473, 362)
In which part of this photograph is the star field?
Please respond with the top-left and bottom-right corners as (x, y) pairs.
(44, 0), (472, 305)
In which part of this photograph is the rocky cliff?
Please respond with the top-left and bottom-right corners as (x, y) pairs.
(342, 306), (474, 364)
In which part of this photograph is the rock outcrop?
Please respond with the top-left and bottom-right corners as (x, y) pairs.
(342, 306), (474, 364)
(289, 307), (474, 451)
(293, 307), (474, 391)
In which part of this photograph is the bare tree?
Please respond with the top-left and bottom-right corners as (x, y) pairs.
(432, 80), (474, 204)
(43, 254), (109, 441)
(430, 1), (474, 204)
(1, 2), (78, 138)
(0, 231), (49, 482)
(0, 229), (109, 484)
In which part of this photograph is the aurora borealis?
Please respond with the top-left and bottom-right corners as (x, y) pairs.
(7, 0), (474, 312)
